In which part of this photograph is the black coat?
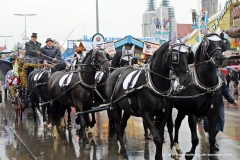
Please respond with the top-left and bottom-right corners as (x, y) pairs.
(40, 45), (62, 62)
(25, 41), (42, 63)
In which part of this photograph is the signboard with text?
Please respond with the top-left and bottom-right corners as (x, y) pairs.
(97, 42), (116, 54)
(142, 41), (160, 55)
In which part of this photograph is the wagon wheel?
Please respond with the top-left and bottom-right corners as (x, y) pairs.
(15, 97), (22, 121)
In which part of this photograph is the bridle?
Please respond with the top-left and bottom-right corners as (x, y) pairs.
(79, 48), (109, 73)
(119, 50), (133, 66)
(196, 33), (224, 66)
(166, 40), (192, 75)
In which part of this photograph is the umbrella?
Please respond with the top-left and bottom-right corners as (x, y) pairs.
(0, 60), (13, 80)
(226, 66), (236, 71)
(1, 49), (12, 53)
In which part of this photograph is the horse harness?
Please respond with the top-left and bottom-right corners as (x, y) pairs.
(41, 48), (109, 106)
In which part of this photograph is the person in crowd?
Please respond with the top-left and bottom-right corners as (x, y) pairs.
(39, 38), (62, 63)
(24, 33), (42, 75)
(5, 53), (11, 62)
(226, 71), (231, 88)
(204, 68), (238, 151)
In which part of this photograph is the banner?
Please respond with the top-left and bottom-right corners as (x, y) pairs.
(97, 42), (116, 54)
(142, 41), (160, 55)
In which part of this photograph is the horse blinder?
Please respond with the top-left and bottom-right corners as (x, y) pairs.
(172, 51), (179, 64)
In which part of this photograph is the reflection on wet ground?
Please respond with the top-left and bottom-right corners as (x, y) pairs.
(0, 91), (240, 160)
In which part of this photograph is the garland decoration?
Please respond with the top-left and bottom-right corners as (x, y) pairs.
(19, 63), (52, 89)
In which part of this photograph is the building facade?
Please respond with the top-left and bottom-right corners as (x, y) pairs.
(142, 0), (177, 41)
(202, 0), (218, 17)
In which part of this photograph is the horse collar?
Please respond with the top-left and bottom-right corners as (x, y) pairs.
(145, 64), (172, 97)
(193, 67), (223, 92)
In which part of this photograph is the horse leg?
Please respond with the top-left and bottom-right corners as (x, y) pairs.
(47, 104), (53, 130)
(89, 112), (96, 128)
(185, 114), (198, 158)
(58, 105), (66, 132)
(74, 100), (90, 149)
(67, 106), (72, 129)
(31, 95), (37, 123)
(208, 104), (219, 160)
(166, 108), (178, 157)
(51, 102), (60, 139)
(174, 111), (185, 154)
(121, 111), (130, 137)
(142, 112), (162, 160)
(143, 120), (151, 139)
(42, 105), (48, 127)
(113, 106), (128, 159)
(107, 108), (115, 137)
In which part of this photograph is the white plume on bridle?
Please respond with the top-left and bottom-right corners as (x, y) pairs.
(170, 33), (190, 52)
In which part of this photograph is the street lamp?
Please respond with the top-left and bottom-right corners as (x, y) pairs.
(0, 35), (13, 48)
(14, 14), (37, 42)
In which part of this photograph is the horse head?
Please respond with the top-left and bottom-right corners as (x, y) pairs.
(120, 45), (134, 66)
(82, 44), (110, 74)
(197, 28), (228, 67)
(163, 33), (194, 86)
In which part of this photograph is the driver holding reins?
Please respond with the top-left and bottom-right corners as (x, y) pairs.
(38, 38), (63, 64)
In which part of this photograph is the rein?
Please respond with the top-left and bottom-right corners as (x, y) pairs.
(41, 48), (108, 106)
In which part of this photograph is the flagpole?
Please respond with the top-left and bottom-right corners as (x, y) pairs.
(198, 0), (201, 42)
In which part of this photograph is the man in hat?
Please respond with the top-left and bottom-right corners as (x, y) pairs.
(39, 38), (62, 63)
(25, 33), (42, 75)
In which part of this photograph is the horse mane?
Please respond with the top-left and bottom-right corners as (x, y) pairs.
(111, 51), (122, 67)
(194, 42), (202, 63)
(150, 41), (170, 63)
(81, 49), (93, 64)
(51, 62), (66, 72)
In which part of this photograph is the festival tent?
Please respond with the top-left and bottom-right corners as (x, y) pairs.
(1, 49), (12, 53)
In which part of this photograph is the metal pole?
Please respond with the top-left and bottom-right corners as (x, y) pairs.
(96, 0), (99, 33)
(161, 5), (163, 38)
(198, 0), (201, 42)
(25, 15), (27, 43)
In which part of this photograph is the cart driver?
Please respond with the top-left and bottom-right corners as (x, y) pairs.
(39, 38), (63, 64)
(24, 33), (42, 75)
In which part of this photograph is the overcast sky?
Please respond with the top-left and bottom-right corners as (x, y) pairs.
(0, 0), (226, 49)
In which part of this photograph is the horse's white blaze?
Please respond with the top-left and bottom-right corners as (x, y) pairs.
(162, 108), (165, 113)
(211, 105), (213, 108)
(117, 141), (121, 154)
(53, 125), (59, 139)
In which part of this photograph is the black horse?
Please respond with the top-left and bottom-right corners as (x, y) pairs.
(105, 34), (194, 160)
(28, 62), (66, 124)
(47, 47), (110, 149)
(169, 31), (229, 160)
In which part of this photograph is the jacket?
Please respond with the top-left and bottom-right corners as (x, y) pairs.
(203, 71), (234, 133)
(25, 41), (42, 63)
(40, 45), (62, 63)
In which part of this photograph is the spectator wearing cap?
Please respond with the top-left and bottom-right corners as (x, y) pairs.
(39, 38), (62, 63)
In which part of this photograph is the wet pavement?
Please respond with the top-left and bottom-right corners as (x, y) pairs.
(0, 88), (240, 160)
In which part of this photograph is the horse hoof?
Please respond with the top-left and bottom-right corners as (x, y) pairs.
(171, 155), (180, 160)
(47, 126), (53, 131)
(84, 144), (90, 150)
(144, 134), (151, 140)
(89, 121), (96, 128)
(67, 124), (73, 129)
(176, 149), (183, 154)
(79, 138), (83, 144)
(122, 154), (128, 160)
(185, 152), (194, 160)
(43, 122), (48, 127)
